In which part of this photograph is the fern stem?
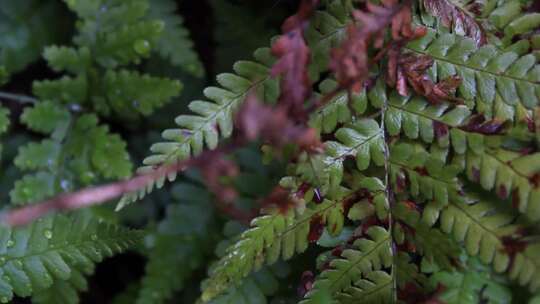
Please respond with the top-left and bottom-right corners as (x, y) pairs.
(379, 85), (397, 302)
(0, 91), (38, 104)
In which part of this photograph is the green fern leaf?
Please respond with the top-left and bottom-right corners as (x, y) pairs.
(201, 208), (310, 302)
(0, 211), (143, 303)
(464, 148), (540, 221)
(428, 257), (512, 304)
(0, 0), (69, 73)
(394, 202), (461, 270)
(102, 69), (182, 117)
(0, 106), (9, 135)
(20, 101), (70, 135)
(336, 270), (393, 304)
(117, 53), (279, 209)
(43, 46), (91, 74)
(136, 183), (216, 304)
(310, 79), (368, 134)
(10, 172), (55, 205)
(14, 140), (61, 171)
(148, 0), (204, 77)
(119, 0), (355, 208)
(390, 143), (462, 205)
(32, 267), (88, 304)
(33, 75), (87, 105)
(406, 30), (540, 119)
(300, 226), (392, 304)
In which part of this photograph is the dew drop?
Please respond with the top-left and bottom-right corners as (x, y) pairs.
(133, 39), (151, 56)
(60, 180), (71, 191)
(22, 187), (32, 196)
(0, 257), (6, 265)
(14, 260), (22, 269)
(6, 240), (14, 248)
(43, 230), (53, 239)
(1, 296), (8, 303)
(132, 100), (140, 108)
(69, 103), (82, 112)
(90, 234), (98, 241)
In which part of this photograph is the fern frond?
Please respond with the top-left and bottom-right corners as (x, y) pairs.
(10, 172), (55, 205)
(389, 143), (462, 205)
(394, 202), (461, 270)
(118, 54), (278, 209)
(428, 257), (512, 304)
(205, 264), (288, 304)
(0, 0), (67, 73)
(32, 267), (88, 304)
(300, 226), (392, 304)
(119, 0), (355, 208)
(406, 30), (540, 119)
(395, 252), (427, 288)
(419, 190), (540, 292)
(148, 0), (204, 77)
(101, 69), (182, 117)
(43, 46), (91, 74)
(309, 79), (368, 134)
(201, 208), (310, 301)
(481, 0), (540, 46)
(20, 101), (70, 135)
(296, 119), (384, 196)
(336, 270), (393, 304)
(136, 183), (216, 304)
(0, 211), (143, 302)
(33, 75), (87, 105)
(464, 148), (540, 221)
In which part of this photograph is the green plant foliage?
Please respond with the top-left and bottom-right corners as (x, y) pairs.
(119, 0), (355, 208)
(3, 0), (540, 303)
(0, 0), (70, 73)
(135, 183), (217, 304)
(117, 53), (280, 209)
(0, 211), (143, 303)
(337, 270), (393, 304)
(406, 29), (540, 120)
(211, 0), (281, 73)
(301, 226), (392, 303)
(201, 209), (309, 301)
(427, 256), (512, 304)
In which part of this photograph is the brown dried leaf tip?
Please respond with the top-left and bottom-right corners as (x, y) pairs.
(235, 94), (323, 153)
(271, 0), (319, 122)
(260, 186), (299, 214)
(394, 53), (462, 103)
(422, 0), (486, 46)
(331, 0), (425, 92)
(194, 150), (239, 204)
(460, 114), (507, 135)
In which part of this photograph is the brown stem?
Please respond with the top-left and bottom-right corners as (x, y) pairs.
(3, 143), (239, 226)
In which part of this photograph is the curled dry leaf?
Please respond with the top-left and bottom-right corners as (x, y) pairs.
(331, 0), (425, 92)
(271, 0), (319, 122)
(460, 114), (507, 135)
(423, 0), (486, 46)
(235, 94), (323, 153)
(260, 186), (299, 214)
(195, 151), (239, 204)
(394, 53), (462, 104)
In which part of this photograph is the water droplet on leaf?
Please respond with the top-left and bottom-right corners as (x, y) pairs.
(43, 230), (53, 239)
(133, 39), (151, 56)
(60, 180), (71, 191)
(6, 240), (14, 248)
